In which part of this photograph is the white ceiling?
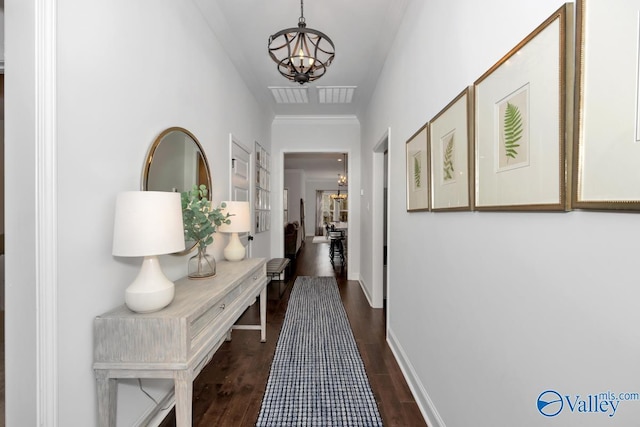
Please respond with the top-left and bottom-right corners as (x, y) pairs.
(195, 0), (411, 118)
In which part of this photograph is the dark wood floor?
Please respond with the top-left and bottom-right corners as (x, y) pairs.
(160, 237), (427, 426)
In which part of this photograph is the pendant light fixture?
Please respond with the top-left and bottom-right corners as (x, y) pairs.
(330, 190), (347, 200)
(338, 153), (347, 187)
(268, 0), (335, 84)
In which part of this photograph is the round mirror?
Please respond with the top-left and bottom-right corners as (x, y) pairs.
(142, 127), (211, 253)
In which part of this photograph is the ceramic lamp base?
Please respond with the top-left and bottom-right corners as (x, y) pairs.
(125, 255), (175, 313)
(224, 232), (246, 261)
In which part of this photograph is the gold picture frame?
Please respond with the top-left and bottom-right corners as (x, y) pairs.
(572, 0), (640, 210)
(405, 123), (430, 212)
(429, 87), (475, 211)
(474, 4), (573, 211)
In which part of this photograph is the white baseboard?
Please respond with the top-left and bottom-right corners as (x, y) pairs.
(357, 277), (375, 307)
(387, 329), (446, 427)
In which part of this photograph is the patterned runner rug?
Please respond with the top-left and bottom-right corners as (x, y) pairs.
(256, 276), (383, 426)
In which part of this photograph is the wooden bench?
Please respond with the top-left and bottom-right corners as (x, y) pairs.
(266, 258), (290, 298)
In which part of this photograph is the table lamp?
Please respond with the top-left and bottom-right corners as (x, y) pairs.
(219, 201), (251, 261)
(112, 191), (186, 313)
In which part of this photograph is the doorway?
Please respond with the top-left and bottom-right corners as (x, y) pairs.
(283, 152), (349, 272)
(371, 129), (389, 310)
(383, 149), (388, 303)
(0, 72), (5, 425)
(230, 135), (251, 256)
(283, 152), (348, 237)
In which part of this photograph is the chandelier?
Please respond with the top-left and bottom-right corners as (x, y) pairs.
(268, 0), (335, 84)
(338, 153), (347, 187)
(330, 191), (347, 200)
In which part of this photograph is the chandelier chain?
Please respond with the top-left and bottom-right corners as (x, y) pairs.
(299, 0), (306, 26)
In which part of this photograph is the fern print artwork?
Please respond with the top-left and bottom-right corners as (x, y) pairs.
(498, 87), (529, 170)
(503, 103), (523, 159)
(442, 133), (455, 182)
(406, 125), (429, 211)
(413, 152), (422, 190)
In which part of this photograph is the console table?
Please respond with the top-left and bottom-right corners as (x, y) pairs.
(93, 257), (268, 427)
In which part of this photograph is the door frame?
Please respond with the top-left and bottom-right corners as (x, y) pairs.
(228, 133), (253, 256)
(371, 128), (390, 309)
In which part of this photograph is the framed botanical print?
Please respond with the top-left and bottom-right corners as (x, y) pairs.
(474, 4), (572, 210)
(406, 123), (430, 211)
(429, 87), (474, 211)
(572, 0), (640, 210)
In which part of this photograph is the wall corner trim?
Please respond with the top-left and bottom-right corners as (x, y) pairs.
(35, 0), (59, 425)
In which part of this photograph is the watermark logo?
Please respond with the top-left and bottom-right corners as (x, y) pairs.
(538, 390), (563, 417)
(537, 389), (640, 418)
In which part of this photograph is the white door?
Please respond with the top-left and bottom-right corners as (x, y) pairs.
(231, 138), (252, 255)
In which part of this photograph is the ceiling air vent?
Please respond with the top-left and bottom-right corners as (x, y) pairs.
(317, 86), (356, 104)
(269, 87), (309, 104)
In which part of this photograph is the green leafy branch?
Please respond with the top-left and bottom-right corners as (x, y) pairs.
(181, 184), (231, 250)
(443, 136), (454, 181)
(504, 102), (523, 161)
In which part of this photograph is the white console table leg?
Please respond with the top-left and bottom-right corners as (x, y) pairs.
(231, 281), (268, 341)
(260, 286), (267, 342)
(95, 371), (117, 427)
(174, 371), (193, 427)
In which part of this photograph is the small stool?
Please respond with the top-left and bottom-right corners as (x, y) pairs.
(266, 258), (290, 298)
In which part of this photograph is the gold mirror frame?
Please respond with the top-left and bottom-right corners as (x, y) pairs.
(142, 127), (211, 253)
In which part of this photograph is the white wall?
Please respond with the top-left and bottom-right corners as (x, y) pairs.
(271, 116), (361, 281)
(284, 169), (305, 226)
(362, 1), (640, 426)
(6, 0), (271, 425)
(5, 0), (37, 424)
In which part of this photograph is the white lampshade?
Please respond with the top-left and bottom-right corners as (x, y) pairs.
(112, 191), (186, 313)
(218, 201), (251, 233)
(113, 191), (185, 256)
(218, 201), (251, 261)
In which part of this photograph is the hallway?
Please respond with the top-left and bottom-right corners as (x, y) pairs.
(160, 237), (426, 426)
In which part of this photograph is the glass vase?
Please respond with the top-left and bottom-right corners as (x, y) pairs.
(188, 245), (216, 279)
